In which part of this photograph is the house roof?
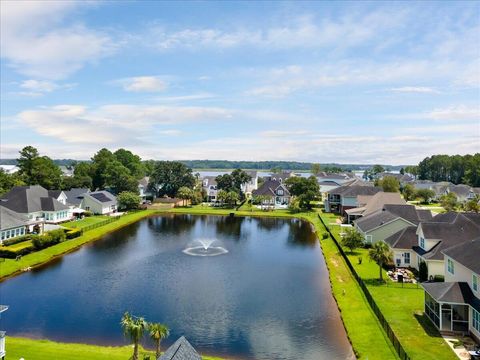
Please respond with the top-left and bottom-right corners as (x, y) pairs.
(384, 226), (417, 249)
(318, 180), (342, 186)
(0, 185), (69, 213)
(64, 188), (90, 206)
(448, 184), (473, 198)
(253, 180), (290, 197)
(158, 336), (201, 360)
(202, 176), (217, 187)
(47, 190), (63, 199)
(355, 205), (430, 232)
(138, 177), (150, 188)
(84, 191), (116, 205)
(442, 237), (480, 274)
(422, 282), (480, 311)
(328, 185), (381, 197)
(0, 205), (29, 231)
(362, 192), (406, 217)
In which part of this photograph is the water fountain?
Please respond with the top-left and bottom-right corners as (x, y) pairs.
(182, 238), (228, 257)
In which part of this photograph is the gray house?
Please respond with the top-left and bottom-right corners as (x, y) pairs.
(252, 179), (291, 208)
(158, 336), (201, 360)
(80, 191), (117, 214)
(0, 205), (33, 244)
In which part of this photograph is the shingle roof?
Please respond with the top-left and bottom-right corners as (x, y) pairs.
(158, 336), (201, 360)
(328, 185), (381, 197)
(0, 205), (29, 230)
(384, 226), (417, 249)
(47, 190), (63, 199)
(40, 197), (67, 211)
(442, 237), (480, 274)
(363, 192), (406, 217)
(86, 191), (116, 205)
(355, 205), (430, 232)
(422, 282), (480, 311)
(253, 180), (290, 197)
(0, 185), (69, 213)
(64, 188), (89, 206)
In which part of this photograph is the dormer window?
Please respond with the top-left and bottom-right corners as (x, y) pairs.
(447, 258), (454, 275)
(420, 237), (425, 249)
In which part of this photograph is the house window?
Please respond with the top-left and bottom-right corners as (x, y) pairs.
(15, 228), (20, 236)
(420, 237), (425, 249)
(365, 235), (373, 243)
(447, 258), (455, 275)
(473, 274), (478, 292)
(474, 308), (480, 333)
(1, 232), (4, 240)
(277, 189), (284, 196)
(404, 252), (410, 264)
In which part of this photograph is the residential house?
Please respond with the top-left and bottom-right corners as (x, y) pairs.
(354, 204), (432, 245)
(0, 205), (36, 244)
(413, 181), (476, 203)
(80, 191), (117, 215)
(377, 172), (414, 186)
(268, 171), (295, 183)
(138, 177), (153, 202)
(158, 336), (201, 360)
(59, 165), (74, 177)
(413, 212), (480, 278)
(252, 179), (291, 208)
(64, 188), (90, 207)
(422, 238), (480, 341)
(0, 185), (72, 224)
(202, 176), (218, 202)
(0, 305), (8, 359)
(325, 185), (381, 214)
(345, 192), (406, 223)
(240, 171), (258, 197)
(447, 184), (477, 203)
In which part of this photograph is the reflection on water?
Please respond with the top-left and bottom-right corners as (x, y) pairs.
(0, 215), (354, 360)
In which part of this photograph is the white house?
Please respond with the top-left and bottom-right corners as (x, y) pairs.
(202, 176), (218, 202)
(0, 185), (72, 224)
(80, 191), (117, 214)
(240, 171), (258, 197)
(0, 205), (36, 244)
(0, 305), (8, 358)
(422, 238), (480, 342)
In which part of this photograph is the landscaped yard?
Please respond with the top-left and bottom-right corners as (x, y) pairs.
(63, 215), (110, 229)
(1, 240), (33, 252)
(6, 337), (223, 360)
(319, 212), (457, 360)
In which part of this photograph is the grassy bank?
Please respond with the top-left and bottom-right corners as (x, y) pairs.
(319, 212), (456, 360)
(6, 337), (223, 360)
(0, 210), (159, 280)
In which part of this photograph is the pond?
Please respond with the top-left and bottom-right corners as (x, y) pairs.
(0, 215), (354, 360)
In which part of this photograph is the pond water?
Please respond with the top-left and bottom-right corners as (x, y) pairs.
(0, 215), (354, 360)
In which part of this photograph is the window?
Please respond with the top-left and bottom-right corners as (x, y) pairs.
(365, 235), (373, 243)
(420, 237), (425, 249)
(474, 308), (480, 333)
(277, 189), (284, 196)
(15, 228), (20, 236)
(1, 232), (4, 240)
(404, 252), (410, 264)
(447, 258), (455, 275)
(473, 274), (478, 292)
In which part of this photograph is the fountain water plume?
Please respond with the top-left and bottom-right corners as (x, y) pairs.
(183, 238), (228, 257)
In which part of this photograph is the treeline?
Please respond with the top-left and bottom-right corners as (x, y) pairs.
(417, 154), (480, 187)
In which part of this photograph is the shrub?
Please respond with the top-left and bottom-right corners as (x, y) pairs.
(2, 234), (32, 246)
(419, 261), (428, 282)
(0, 248), (17, 259)
(433, 275), (445, 282)
(32, 229), (66, 250)
(65, 228), (83, 239)
(83, 211), (93, 217)
(322, 232), (329, 239)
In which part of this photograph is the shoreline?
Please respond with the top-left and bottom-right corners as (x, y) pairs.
(0, 207), (397, 359)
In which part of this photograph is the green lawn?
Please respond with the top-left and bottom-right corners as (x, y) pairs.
(6, 337), (223, 360)
(319, 212), (457, 360)
(1, 240), (33, 252)
(63, 216), (110, 229)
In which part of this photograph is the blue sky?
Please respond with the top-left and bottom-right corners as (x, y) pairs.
(1, 1), (479, 164)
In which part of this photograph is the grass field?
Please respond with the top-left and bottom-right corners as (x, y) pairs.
(6, 337), (223, 360)
(63, 216), (110, 229)
(319, 212), (457, 360)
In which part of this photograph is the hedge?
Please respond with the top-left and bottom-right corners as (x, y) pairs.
(64, 228), (83, 239)
(2, 234), (33, 246)
(32, 229), (66, 250)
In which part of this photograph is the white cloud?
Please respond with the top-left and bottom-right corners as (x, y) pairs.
(153, 93), (215, 102)
(14, 79), (77, 96)
(425, 105), (480, 121)
(389, 86), (439, 94)
(0, 1), (115, 79)
(119, 76), (168, 92)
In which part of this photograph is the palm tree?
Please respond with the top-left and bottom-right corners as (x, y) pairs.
(148, 322), (170, 359)
(121, 312), (148, 360)
(368, 241), (393, 282)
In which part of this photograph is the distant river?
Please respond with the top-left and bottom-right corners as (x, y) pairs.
(0, 215), (354, 360)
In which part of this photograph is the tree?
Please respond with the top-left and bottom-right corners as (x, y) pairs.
(117, 191), (141, 210)
(416, 189), (435, 204)
(270, 167), (282, 174)
(121, 312), (148, 360)
(225, 191), (239, 207)
(285, 176), (320, 210)
(217, 189), (228, 205)
(62, 174), (93, 190)
(215, 174), (236, 192)
(368, 242), (393, 282)
(114, 148), (145, 179)
(177, 186), (193, 206)
(399, 167), (405, 175)
(378, 176), (400, 193)
(288, 197), (301, 213)
(342, 228), (364, 253)
(402, 183), (416, 201)
(419, 260), (428, 282)
(0, 169), (25, 195)
(439, 192), (458, 212)
(149, 161), (195, 198)
(215, 169), (251, 199)
(148, 322), (169, 359)
(17, 145), (39, 180)
(311, 163), (321, 176)
(372, 165), (385, 175)
(91, 148), (116, 189)
(464, 197), (480, 213)
(29, 156), (63, 189)
(104, 161), (139, 194)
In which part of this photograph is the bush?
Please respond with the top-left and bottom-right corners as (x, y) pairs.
(322, 232), (329, 239)
(32, 229), (66, 250)
(83, 211), (93, 217)
(433, 275), (445, 282)
(419, 261), (428, 282)
(363, 243), (372, 249)
(2, 234), (32, 246)
(0, 248), (18, 259)
(65, 228), (83, 239)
